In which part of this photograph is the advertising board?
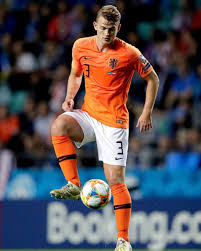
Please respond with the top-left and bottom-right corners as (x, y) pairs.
(1, 199), (201, 249)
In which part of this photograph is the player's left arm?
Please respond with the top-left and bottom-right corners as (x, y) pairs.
(136, 69), (159, 132)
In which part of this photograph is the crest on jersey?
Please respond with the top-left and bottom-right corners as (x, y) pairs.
(109, 58), (118, 69)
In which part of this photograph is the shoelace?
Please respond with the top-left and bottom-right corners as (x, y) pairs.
(117, 239), (126, 247)
(61, 184), (72, 191)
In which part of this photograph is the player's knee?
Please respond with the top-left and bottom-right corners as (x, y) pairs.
(108, 176), (124, 187)
(51, 116), (72, 136)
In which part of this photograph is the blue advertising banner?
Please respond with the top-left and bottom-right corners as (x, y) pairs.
(1, 199), (201, 249)
(4, 168), (201, 200)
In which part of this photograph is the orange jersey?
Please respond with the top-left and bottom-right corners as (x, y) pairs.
(72, 36), (153, 128)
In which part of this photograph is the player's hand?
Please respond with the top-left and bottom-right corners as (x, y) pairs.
(136, 111), (152, 132)
(62, 99), (74, 111)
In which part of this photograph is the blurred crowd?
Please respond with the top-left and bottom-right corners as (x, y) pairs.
(0, 0), (201, 171)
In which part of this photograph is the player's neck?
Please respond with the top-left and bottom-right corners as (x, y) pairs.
(96, 37), (114, 52)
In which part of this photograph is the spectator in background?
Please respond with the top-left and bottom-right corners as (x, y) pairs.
(5, 0), (30, 10)
(47, 1), (86, 44)
(0, 139), (16, 200)
(165, 128), (201, 170)
(38, 3), (53, 42)
(191, 4), (201, 35)
(171, 0), (194, 30)
(13, 132), (49, 168)
(125, 31), (144, 51)
(19, 132), (49, 167)
(192, 62), (201, 130)
(127, 136), (143, 169)
(0, 3), (16, 37)
(34, 101), (55, 144)
(144, 29), (171, 68)
(65, 4), (87, 44)
(152, 135), (172, 167)
(38, 40), (64, 72)
(83, 2), (101, 36)
(181, 29), (197, 56)
(0, 33), (12, 75)
(0, 79), (12, 107)
(8, 40), (37, 92)
(186, 128), (201, 152)
(13, 40), (38, 73)
(46, 0), (70, 42)
(176, 128), (193, 152)
(165, 57), (196, 109)
(24, 1), (40, 42)
(19, 96), (35, 136)
(49, 64), (69, 113)
(29, 71), (51, 102)
(170, 97), (192, 135)
(0, 104), (19, 144)
(193, 62), (201, 104)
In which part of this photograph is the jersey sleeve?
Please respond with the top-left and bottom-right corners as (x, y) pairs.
(130, 46), (153, 78)
(72, 40), (82, 71)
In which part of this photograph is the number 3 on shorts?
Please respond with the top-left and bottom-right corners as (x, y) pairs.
(116, 141), (123, 155)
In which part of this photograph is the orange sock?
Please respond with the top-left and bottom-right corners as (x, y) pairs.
(52, 136), (80, 187)
(111, 183), (132, 242)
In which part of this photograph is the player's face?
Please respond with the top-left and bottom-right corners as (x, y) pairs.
(94, 16), (120, 45)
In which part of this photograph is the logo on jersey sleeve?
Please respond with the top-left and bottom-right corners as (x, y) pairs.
(109, 58), (118, 69)
(140, 54), (147, 64)
(140, 54), (151, 72)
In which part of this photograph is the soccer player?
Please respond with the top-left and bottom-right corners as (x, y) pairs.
(50, 5), (159, 251)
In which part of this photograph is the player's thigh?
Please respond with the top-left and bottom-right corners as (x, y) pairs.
(63, 110), (96, 147)
(58, 114), (84, 142)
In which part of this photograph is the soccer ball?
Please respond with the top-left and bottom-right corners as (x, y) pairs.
(81, 179), (111, 209)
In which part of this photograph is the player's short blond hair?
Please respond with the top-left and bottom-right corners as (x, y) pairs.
(96, 5), (121, 24)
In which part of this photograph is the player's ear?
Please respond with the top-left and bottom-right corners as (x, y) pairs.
(117, 23), (121, 32)
(93, 21), (97, 31)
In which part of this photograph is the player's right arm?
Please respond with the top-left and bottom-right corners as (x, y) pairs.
(62, 40), (83, 112)
(62, 67), (83, 111)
